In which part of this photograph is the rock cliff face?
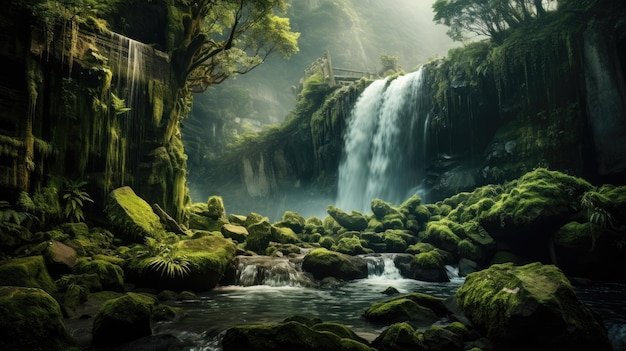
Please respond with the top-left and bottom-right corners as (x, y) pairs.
(194, 2), (625, 216)
(0, 2), (188, 221)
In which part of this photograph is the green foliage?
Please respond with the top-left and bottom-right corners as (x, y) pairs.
(61, 178), (93, 223)
(177, 0), (300, 93)
(433, 0), (553, 43)
(134, 232), (191, 278)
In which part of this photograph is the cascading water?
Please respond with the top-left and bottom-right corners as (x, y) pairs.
(233, 255), (317, 287)
(337, 67), (432, 213)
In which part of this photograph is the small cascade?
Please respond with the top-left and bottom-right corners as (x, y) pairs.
(233, 256), (316, 287)
(336, 67), (432, 212)
(364, 254), (403, 280)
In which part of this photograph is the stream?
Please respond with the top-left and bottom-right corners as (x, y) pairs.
(72, 254), (626, 350)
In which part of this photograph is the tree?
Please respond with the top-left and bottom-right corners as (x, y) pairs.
(172, 0), (300, 94)
(432, 0), (553, 43)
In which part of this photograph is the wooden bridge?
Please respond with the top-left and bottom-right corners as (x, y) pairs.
(297, 51), (377, 92)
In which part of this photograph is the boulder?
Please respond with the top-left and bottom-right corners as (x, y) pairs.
(371, 198), (401, 219)
(221, 321), (375, 351)
(45, 240), (78, 271)
(276, 211), (306, 233)
(327, 205), (368, 231)
(105, 186), (165, 243)
(363, 292), (447, 326)
(246, 216), (273, 253)
(0, 286), (76, 351)
(371, 322), (422, 351)
(0, 255), (57, 293)
(73, 258), (125, 291)
(206, 195), (226, 219)
(221, 223), (249, 243)
(302, 248), (368, 280)
(395, 250), (450, 282)
(334, 235), (372, 255)
(456, 262), (612, 350)
(92, 293), (156, 348)
(134, 236), (237, 291)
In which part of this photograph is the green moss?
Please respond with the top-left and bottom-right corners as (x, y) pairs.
(364, 292), (445, 323)
(206, 195), (226, 219)
(318, 236), (335, 249)
(553, 221), (593, 248)
(0, 287), (78, 351)
(0, 256), (57, 294)
(271, 225), (300, 244)
(105, 186), (166, 243)
(481, 169), (592, 229)
(458, 239), (482, 261)
(371, 322), (423, 350)
(73, 258), (124, 292)
(177, 236), (237, 275)
(414, 250), (445, 269)
(334, 235), (371, 255)
(326, 205), (368, 231)
(277, 211), (306, 233)
(302, 248), (367, 280)
(245, 216), (273, 253)
(406, 242), (436, 255)
(423, 221), (462, 253)
(92, 292), (156, 348)
(455, 262), (602, 344)
(311, 322), (369, 344)
(304, 216), (324, 234)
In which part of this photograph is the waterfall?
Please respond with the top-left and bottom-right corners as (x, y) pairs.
(233, 256), (316, 287)
(364, 254), (403, 280)
(336, 67), (431, 212)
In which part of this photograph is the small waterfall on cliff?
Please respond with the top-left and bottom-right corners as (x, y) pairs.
(337, 67), (431, 212)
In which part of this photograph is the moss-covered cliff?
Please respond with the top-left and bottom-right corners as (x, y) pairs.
(0, 0), (190, 225)
(194, 0), (625, 214)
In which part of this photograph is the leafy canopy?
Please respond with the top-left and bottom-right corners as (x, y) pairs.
(432, 0), (553, 43)
(175, 0), (300, 93)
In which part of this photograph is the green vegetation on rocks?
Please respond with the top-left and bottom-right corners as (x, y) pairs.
(0, 255), (57, 294)
(302, 248), (368, 281)
(105, 186), (165, 243)
(92, 293), (156, 348)
(456, 262), (612, 350)
(0, 287), (77, 351)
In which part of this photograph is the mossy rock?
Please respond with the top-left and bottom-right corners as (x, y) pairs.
(456, 262), (612, 350)
(327, 205), (368, 231)
(381, 214), (406, 230)
(271, 225), (300, 245)
(228, 214), (247, 226)
(423, 221), (462, 254)
(304, 216), (325, 235)
(136, 236), (237, 292)
(479, 169), (593, 238)
(221, 223), (249, 243)
(371, 198), (401, 219)
(92, 293), (157, 348)
(222, 321), (376, 351)
(59, 222), (90, 238)
(401, 251), (450, 282)
(0, 255), (57, 294)
(73, 258), (124, 292)
(302, 248), (368, 281)
(244, 212), (266, 228)
(457, 239), (482, 262)
(422, 325), (464, 350)
(363, 292), (445, 326)
(246, 217), (273, 253)
(265, 242), (302, 256)
(399, 195), (422, 215)
(311, 322), (369, 345)
(333, 235), (372, 255)
(382, 231), (409, 252)
(406, 242), (436, 255)
(206, 195), (226, 219)
(318, 236), (335, 249)
(323, 215), (343, 235)
(277, 211), (306, 233)
(105, 186), (165, 243)
(371, 322), (423, 351)
(366, 218), (385, 232)
(0, 287), (77, 351)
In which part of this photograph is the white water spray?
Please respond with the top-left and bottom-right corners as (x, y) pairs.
(337, 68), (431, 212)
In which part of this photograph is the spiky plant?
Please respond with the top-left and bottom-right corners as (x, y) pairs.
(581, 191), (615, 250)
(135, 232), (192, 278)
(61, 178), (93, 222)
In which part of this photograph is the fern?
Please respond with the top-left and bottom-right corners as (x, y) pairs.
(134, 232), (191, 278)
(61, 178), (94, 222)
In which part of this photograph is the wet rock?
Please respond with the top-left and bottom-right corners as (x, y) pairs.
(327, 205), (368, 231)
(302, 248), (368, 280)
(456, 262), (612, 350)
(92, 293), (156, 348)
(0, 255), (57, 293)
